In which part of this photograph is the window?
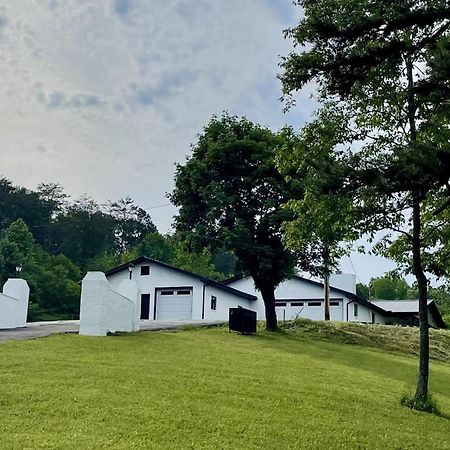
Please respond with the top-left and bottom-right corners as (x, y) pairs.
(160, 290), (174, 296)
(211, 295), (217, 310)
(290, 302), (304, 307)
(330, 301), (340, 307)
(275, 302), (287, 307)
(140, 265), (150, 276)
(177, 290), (191, 296)
(308, 301), (321, 306)
(354, 303), (358, 317)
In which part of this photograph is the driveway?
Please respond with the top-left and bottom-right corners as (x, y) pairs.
(0, 320), (225, 342)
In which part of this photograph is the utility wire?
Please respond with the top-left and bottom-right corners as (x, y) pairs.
(348, 254), (363, 285)
(143, 203), (173, 210)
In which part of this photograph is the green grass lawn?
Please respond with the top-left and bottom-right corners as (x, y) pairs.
(0, 326), (449, 449)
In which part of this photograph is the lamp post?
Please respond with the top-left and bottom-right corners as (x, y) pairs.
(15, 265), (22, 278)
(128, 263), (134, 280)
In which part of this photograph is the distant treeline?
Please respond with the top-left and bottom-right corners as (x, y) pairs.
(0, 178), (237, 321)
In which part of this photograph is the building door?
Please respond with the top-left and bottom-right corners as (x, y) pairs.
(141, 294), (150, 320)
(156, 288), (193, 320)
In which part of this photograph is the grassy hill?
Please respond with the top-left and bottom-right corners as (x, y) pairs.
(0, 324), (449, 449)
(282, 319), (450, 363)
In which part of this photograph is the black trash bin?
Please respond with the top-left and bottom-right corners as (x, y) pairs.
(229, 307), (257, 335)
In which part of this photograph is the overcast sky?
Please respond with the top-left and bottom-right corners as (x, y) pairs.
(0, 0), (398, 283)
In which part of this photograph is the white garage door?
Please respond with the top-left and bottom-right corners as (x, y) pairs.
(156, 288), (193, 320)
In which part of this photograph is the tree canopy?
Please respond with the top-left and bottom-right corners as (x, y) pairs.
(280, 0), (450, 405)
(170, 114), (311, 330)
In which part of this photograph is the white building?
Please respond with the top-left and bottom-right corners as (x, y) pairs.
(370, 300), (445, 329)
(105, 257), (257, 321)
(224, 274), (387, 324)
(103, 257), (446, 329)
(224, 274), (446, 328)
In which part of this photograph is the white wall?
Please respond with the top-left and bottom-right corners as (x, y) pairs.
(0, 278), (30, 329)
(203, 284), (254, 321)
(344, 299), (385, 324)
(79, 272), (140, 336)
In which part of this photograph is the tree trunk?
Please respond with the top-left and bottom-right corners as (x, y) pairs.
(259, 284), (278, 331)
(323, 247), (331, 321)
(324, 272), (330, 321)
(412, 196), (429, 401)
(406, 54), (430, 402)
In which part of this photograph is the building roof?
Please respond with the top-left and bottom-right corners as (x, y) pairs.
(104, 256), (258, 302)
(370, 300), (432, 314)
(371, 300), (446, 328)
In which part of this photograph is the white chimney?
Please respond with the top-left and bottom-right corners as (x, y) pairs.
(329, 273), (357, 294)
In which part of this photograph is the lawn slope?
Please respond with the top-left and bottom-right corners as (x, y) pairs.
(0, 326), (449, 449)
(283, 319), (450, 363)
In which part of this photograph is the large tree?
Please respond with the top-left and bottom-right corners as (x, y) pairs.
(170, 114), (312, 330)
(280, 0), (450, 406)
(107, 197), (157, 253)
(277, 121), (358, 320)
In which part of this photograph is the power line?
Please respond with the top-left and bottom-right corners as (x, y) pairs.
(143, 203), (173, 211)
(348, 254), (363, 285)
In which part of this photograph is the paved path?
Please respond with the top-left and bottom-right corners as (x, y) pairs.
(0, 320), (225, 342)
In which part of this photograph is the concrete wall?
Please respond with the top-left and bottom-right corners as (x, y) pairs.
(0, 278), (30, 329)
(79, 272), (140, 336)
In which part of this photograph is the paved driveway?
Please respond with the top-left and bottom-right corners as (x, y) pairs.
(0, 320), (225, 342)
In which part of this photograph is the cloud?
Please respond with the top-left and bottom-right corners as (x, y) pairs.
(36, 87), (104, 110)
(113, 0), (133, 18)
(0, 0), (314, 232)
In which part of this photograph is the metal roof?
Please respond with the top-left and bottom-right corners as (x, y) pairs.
(370, 300), (432, 314)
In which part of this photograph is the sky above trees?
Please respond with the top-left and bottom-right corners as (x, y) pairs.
(0, 0), (397, 282)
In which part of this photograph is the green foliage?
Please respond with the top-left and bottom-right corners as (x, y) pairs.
(370, 275), (410, 300)
(212, 250), (238, 277)
(0, 220), (81, 320)
(0, 219), (36, 281)
(132, 232), (175, 264)
(429, 285), (450, 317)
(0, 178), (54, 248)
(171, 114), (304, 328)
(173, 245), (224, 281)
(443, 314), (450, 329)
(51, 196), (117, 268)
(277, 117), (358, 276)
(356, 282), (369, 300)
(107, 197), (157, 253)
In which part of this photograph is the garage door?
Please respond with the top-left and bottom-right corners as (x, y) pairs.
(156, 288), (193, 320)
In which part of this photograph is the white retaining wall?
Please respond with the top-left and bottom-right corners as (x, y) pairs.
(0, 278), (30, 329)
(79, 272), (140, 336)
